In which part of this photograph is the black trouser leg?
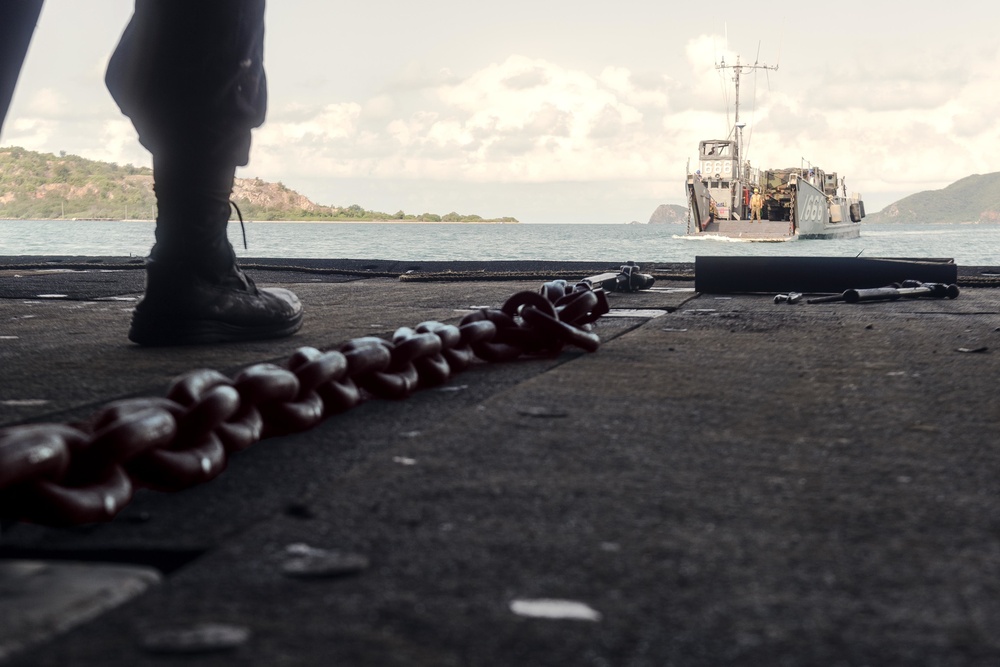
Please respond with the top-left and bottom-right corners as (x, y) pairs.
(148, 157), (238, 275)
(106, 0), (267, 269)
(0, 0), (44, 137)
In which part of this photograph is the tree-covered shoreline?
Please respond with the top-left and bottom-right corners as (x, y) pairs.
(0, 147), (518, 223)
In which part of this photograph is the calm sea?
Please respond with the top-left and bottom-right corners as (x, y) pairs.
(0, 220), (998, 266)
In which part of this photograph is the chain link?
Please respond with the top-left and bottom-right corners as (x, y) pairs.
(0, 279), (609, 526)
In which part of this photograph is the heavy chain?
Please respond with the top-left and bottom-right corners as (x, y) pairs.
(0, 280), (609, 526)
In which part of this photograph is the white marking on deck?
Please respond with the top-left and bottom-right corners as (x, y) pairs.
(605, 309), (667, 319)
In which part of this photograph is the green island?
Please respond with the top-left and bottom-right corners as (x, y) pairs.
(0, 146), (518, 223)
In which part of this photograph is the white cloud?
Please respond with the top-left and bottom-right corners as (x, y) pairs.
(253, 54), (673, 185)
(94, 119), (147, 166)
(599, 66), (670, 109)
(267, 102), (361, 142)
(5, 118), (58, 150)
(26, 88), (68, 117)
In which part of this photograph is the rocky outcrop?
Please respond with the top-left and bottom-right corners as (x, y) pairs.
(648, 204), (687, 224)
(232, 178), (320, 212)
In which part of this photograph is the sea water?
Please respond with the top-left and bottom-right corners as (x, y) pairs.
(0, 220), (998, 266)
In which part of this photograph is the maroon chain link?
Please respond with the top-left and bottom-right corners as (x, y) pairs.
(0, 279), (609, 526)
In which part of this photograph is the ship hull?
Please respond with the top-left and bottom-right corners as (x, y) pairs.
(686, 168), (862, 242)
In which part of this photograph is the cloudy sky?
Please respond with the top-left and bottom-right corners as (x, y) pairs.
(3, 1), (997, 222)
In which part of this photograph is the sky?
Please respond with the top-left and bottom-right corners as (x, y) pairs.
(3, 1), (998, 223)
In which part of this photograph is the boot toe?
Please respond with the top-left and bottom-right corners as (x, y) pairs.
(129, 277), (304, 346)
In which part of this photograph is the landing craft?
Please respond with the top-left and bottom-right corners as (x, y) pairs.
(685, 55), (864, 241)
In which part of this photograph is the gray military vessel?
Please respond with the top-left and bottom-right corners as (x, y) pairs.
(686, 56), (865, 241)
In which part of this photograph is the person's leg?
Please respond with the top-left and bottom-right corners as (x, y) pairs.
(0, 0), (44, 137)
(106, 0), (302, 345)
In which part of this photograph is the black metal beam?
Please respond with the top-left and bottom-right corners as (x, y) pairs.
(695, 256), (958, 294)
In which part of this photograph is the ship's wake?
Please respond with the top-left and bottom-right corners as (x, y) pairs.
(672, 234), (795, 244)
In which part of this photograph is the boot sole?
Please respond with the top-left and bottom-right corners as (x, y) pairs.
(128, 312), (303, 346)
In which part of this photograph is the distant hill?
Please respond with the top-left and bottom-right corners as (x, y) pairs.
(0, 146), (518, 223)
(864, 172), (1000, 224)
(648, 203), (687, 224)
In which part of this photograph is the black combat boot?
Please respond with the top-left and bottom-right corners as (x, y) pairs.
(128, 161), (303, 346)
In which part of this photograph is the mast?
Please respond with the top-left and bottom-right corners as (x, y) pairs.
(716, 54), (777, 166)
